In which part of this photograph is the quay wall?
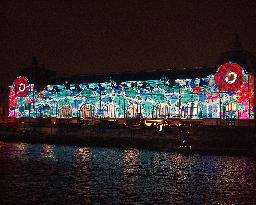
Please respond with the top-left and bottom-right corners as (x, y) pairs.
(0, 118), (255, 154)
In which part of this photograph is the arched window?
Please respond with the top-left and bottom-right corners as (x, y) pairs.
(156, 103), (172, 118)
(60, 105), (72, 118)
(36, 104), (51, 118)
(128, 104), (142, 118)
(224, 101), (238, 119)
(43, 104), (51, 118)
(80, 104), (94, 118)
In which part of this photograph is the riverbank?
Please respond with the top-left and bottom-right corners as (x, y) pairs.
(0, 122), (255, 155)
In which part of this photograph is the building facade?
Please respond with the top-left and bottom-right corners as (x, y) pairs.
(8, 60), (255, 121)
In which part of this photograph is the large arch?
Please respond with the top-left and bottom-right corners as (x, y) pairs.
(223, 100), (239, 119)
(127, 103), (142, 118)
(80, 104), (95, 118)
(36, 104), (51, 118)
(59, 105), (72, 118)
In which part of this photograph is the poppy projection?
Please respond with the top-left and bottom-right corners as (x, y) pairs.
(214, 62), (244, 92)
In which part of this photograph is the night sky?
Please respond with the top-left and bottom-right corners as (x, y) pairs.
(1, 0), (256, 87)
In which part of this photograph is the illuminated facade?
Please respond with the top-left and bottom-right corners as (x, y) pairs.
(8, 61), (255, 120)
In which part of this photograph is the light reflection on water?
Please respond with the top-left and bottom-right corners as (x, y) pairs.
(123, 149), (140, 174)
(0, 141), (256, 204)
(76, 147), (91, 162)
(41, 144), (55, 160)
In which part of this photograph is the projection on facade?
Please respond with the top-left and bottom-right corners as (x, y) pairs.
(9, 62), (254, 120)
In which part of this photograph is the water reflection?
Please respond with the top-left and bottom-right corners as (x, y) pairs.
(0, 141), (5, 150)
(15, 143), (28, 155)
(41, 144), (55, 160)
(212, 157), (256, 205)
(76, 147), (91, 162)
(171, 153), (191, 181)
(121, 149), (140, 202)
(0, 142), (256, 204)
(74, 147), (92, 204)
(6, 142), (30, 160)
(123, 149), (140, 174)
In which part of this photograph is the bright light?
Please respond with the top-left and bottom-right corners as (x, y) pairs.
(225, 72), (237, 84)
(159, 124), (163, 132)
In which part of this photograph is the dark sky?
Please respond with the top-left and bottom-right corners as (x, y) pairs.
(1, 0), (256, 86)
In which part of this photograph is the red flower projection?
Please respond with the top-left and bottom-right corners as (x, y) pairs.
(39, 91), (45, 99)
(237, 74), (254, 106)
(9, 87), (18, 108)
(193, 86), (202, 94)
(13, 76), (30, 97)
(214, 62), (244, 92)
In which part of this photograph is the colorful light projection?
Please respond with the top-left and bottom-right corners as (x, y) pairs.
(214, 62), (254, 119)
(214, 62), (244, 92)
(8, 62), (254, 120)
(13, 76), (30, 97)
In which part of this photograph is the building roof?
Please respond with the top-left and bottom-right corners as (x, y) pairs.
(64, 66), (215, 84)
(17, 39), (256, 86)
(18, 58), (216, 85)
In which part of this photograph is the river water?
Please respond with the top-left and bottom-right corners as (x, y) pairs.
(0, 141), (256, 204)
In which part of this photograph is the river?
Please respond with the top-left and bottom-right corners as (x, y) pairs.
(0, 141), (256, 204)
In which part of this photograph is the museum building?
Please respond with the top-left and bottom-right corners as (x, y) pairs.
(8, 43), (256, 122)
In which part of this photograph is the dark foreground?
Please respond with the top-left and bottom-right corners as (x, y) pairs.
(0, 141), (256, 204)
(0, 123), (255, 155)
